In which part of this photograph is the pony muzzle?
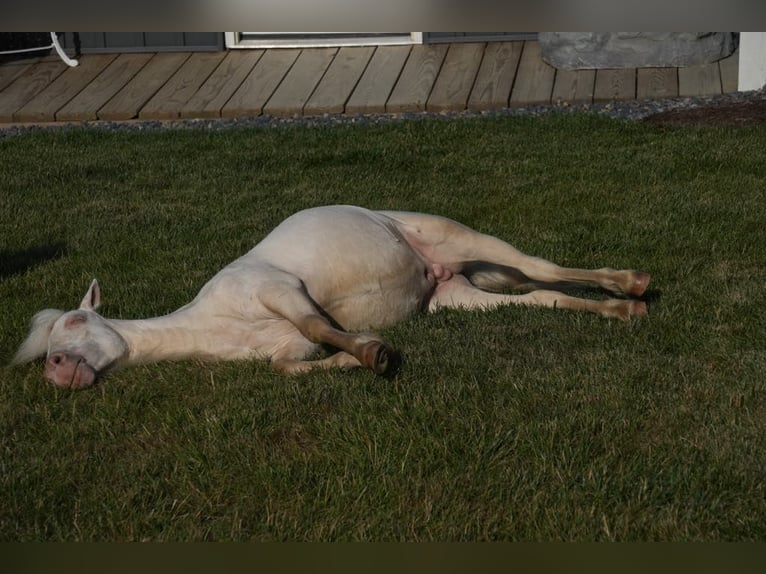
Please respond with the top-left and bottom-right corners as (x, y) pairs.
(44, 351), (97, 389)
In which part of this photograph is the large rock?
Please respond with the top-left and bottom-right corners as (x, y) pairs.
(539, 32), (737, 70)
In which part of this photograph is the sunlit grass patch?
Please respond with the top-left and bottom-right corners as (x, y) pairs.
(1, 115), (765, 540)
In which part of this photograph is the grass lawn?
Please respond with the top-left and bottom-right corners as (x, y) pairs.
(1, 114), (765, 541)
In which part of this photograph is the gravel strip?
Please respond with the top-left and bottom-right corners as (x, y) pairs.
(1, 87), (764, 139)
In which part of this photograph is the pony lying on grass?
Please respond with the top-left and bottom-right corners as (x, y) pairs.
(13, 205), (650, 388)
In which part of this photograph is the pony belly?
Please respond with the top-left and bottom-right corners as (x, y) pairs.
(313, 260), (436, 332)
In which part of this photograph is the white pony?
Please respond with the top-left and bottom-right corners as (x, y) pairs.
(13, 205), (650, 388)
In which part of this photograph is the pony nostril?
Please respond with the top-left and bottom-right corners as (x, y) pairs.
(50, 353), (64, 365)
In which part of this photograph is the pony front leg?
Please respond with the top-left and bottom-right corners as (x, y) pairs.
(257, 274), (398, 375)
(271, 351), (363, 374)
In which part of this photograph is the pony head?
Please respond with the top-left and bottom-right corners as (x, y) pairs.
(13, 280), (129, 389)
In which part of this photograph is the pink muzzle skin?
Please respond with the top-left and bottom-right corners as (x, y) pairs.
(44, 351), (97, 389)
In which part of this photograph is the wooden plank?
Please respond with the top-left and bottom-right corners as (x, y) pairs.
(14, 55), (118, 122)
(678, 62), (721, 96)
(593, 68), (636, 101)
(427, 42), (485, 112)
(386, 44), (448, 112)
(509, 41), (555, 106)
(98, 52), (190, 121)
(139, 52), (226, 120)
(263, 48), (337, 117)
(467, 41), (522, 110)
(0, 61), (33, 92)
(636, 68), (678, 100)
(0, 62), (66, 122)
(719, 51), (739, 93)
(304, 46), (375, 115)
(221, 49), (300, 118)
(56, 53), (153, 121)
(552, 69), (595, 103)
(180, 50), (264, 119)
(345, 45), (410, 114)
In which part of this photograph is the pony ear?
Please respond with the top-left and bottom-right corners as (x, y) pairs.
(80, 279), (101, 311)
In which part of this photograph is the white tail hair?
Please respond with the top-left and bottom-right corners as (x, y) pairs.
(11, 309), (65, 365)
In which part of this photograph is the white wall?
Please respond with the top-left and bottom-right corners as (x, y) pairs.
(739, 32), (766, 91)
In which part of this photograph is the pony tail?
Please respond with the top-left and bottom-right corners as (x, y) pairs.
(11, 309), (64, 365)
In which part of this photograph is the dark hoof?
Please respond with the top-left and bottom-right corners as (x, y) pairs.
(362, 341), (401, 377)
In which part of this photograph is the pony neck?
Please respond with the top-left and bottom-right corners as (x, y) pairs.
(110, 306), (219, 365)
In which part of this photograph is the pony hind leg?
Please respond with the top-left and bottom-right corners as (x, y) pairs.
(429, 274), (647, 320)
(383, 211), (650, 297)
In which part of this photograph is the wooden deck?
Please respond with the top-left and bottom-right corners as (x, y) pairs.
(0, 40), (740, 125)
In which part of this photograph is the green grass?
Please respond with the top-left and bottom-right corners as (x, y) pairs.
(1, 114), (765, 541)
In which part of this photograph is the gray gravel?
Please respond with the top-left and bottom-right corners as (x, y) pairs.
(1, 87), (764, 139)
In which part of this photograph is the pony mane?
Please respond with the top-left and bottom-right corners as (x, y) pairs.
(11, 309), (65, 365)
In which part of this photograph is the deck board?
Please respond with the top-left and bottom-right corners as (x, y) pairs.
(304, 46), (375, 115)
(180, 50), (263, 119)
(636, 68), (678, 100)
(552, 69), (596, 103)
(467, 41), (522, 110)
(13, 55), (117, 122)
(427, 43), (485, 112)
(0, 61), (33, 92)
(510, 41), (555, 106)
(221, 49), (300, 118)
(386, 44), (449, 112)
(98, 52), (191, 121)
(57, 54), (153, 121)
(345, 45), (410, 114)
(0, 40), (744, 126)
(0, 62), (66, 122)
(679, 62), (722, 97)
(139, 52), (226, 120)
(594, 68), (637, 101)
(263, 48), (338, 117)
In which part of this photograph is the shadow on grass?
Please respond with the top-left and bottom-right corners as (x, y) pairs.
(642, 289), (663, 316)
(0, 243), (67, 280)
(643, 289), (663, 304)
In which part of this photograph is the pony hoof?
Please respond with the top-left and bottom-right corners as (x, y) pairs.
(629, 272), (651, 297)
(632, 300), (648, 317)
(607, 299), (648, 320)
(362, 341), (399, 376)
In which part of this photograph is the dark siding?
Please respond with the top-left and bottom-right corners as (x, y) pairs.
(237, 33), (408, 44)
(425, 32), (537, 43)
(105, 33), (146, 49)
(62, 32), (223, 53)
